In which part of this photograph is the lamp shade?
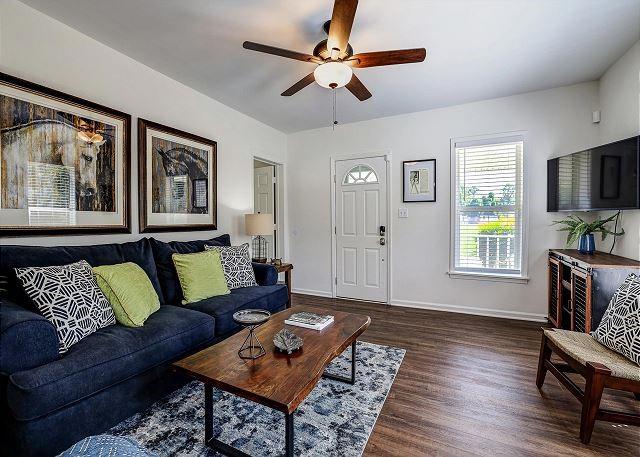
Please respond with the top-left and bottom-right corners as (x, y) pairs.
(245, 213), (273, 236)
(313, 62), (353, 89)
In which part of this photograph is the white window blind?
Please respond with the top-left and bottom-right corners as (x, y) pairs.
(452, 135), (525, 277)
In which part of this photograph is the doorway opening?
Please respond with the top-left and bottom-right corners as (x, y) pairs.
(253, 158), (284, 261)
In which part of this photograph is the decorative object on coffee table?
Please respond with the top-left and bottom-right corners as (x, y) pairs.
(245, 213), (273, 262)
(273, 328), (303, 354)
(232, 309), (271, 359)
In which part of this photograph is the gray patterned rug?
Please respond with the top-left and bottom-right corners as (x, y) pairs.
(110, 341), (405, 456)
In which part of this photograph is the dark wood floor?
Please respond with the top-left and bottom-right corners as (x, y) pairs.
(294, 294), (640, 456)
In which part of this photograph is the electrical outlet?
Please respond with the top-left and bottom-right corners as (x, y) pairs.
(398, 207), (408, 218)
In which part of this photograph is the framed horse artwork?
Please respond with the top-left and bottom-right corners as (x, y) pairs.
(0, 73), (131, 236)
(138, 118), (217, 232)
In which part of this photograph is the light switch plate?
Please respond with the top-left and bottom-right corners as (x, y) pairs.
(398, 207), (408, 218)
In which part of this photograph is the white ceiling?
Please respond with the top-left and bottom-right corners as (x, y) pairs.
(21, 0), (640, 133)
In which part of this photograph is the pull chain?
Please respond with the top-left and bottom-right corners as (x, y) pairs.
(332, 88), (338, 130)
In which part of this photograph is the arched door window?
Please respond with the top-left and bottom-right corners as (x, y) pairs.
(343, 164), (378, 185)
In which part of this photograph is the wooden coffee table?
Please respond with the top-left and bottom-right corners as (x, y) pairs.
(172, 306), (370, 457)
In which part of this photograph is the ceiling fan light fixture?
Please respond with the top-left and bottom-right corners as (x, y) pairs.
(313, 61), (353, 89)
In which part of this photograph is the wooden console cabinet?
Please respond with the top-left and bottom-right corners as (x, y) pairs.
(548, 250), (639, 333)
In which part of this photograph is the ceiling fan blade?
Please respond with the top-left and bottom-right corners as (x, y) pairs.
(281, 73), (316, 96)
(346, 48), (427, 68)
(243, 41), (321, 64)
(345, 73), (371, 101)
(327, 0), (358, 55)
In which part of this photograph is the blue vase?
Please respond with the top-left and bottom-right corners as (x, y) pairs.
(578, 233), (595, 254)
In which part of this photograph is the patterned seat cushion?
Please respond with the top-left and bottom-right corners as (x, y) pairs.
(205, 244), (257, 289)
(15, 260), (116, 353)
(592, 273), (640, 365)
(58, 434), (156, 456)
(544, 329), (640, 381)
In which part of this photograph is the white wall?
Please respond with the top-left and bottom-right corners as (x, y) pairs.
(287, 82), (602, 320)
(0, 0), (287, 250)
(597, 40), (640, 260)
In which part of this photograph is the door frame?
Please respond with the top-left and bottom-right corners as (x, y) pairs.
(330, 151), (392, 304)
(252, 156), (285, 259)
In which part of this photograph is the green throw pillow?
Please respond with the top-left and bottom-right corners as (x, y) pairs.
(172, 250), (230, 304)
(93, 262), (160, 327)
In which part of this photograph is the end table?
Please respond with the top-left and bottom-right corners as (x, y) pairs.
(272, 263), (293, 308)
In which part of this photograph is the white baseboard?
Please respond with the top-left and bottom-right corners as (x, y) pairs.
(390, 299), (547, 322)
(292, 288), (333, 298)
(291, 289), (546, 322)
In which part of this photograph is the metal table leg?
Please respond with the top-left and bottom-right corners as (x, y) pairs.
(322, 340), (357, 385)
(204, 383), (295, 456)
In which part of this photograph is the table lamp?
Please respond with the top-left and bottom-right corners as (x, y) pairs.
(245, 213), (273, 263)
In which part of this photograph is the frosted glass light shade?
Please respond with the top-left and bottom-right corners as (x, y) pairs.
(314, 62), (353, 89)
(245, 213), (273, 235)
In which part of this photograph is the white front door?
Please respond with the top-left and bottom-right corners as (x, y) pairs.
(254, 165), (275, 259)
(335, 157), (388, 302)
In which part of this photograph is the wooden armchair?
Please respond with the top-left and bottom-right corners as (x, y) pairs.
(536, 328), (640, 444)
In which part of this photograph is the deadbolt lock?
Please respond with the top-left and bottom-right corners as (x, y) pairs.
(380, 237), (386, 246)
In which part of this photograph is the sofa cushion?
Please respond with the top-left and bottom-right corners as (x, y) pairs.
(6, 305), (214, 421)
(0, 239), (162, 309)
(149, 235), (231, 305)
(172, 250), (229, 304)
(205, 244), (257, 289)
(15, 261), (116, 354)
(187, 284), (287, 336)
(93, 263), (160, 327)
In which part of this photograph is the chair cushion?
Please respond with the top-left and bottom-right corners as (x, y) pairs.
(544, 329), (640, 381)
(15, 261), (116, 354)
(149, 235), (231, 305)
(0, 239), (162, 309)
(6, 305), (214, 421)
(188, 284), (287, 336)
(592, 273), (640, 365)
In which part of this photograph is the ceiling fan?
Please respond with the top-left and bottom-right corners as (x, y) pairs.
(242, 0), (426, 101)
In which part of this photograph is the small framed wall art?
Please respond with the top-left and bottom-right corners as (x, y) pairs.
(138, 118), (217, 232)
(0, 73), (131, 236)
(403, 159), (436, 202)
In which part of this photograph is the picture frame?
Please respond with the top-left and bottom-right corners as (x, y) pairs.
(403, 159), (436, 202)
(138, 118), (217, 233)
(0, 73), (131, 236)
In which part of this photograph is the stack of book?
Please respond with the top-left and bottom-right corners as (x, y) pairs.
(284, 312), (334, 330)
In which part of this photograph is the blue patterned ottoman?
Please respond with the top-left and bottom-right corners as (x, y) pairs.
(58, 435), (156, 457)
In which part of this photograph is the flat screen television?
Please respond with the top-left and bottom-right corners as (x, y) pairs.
(547, 136), (639, 212)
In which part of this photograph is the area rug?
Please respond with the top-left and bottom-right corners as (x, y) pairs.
(110, 341), (405, 456)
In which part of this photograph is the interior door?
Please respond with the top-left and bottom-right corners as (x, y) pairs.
(254, 165), (275, 259)
(335, 157), (388, 302)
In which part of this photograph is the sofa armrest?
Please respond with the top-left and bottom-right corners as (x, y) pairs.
(0, 299), (59, 375)
(252, 263), (278, 286)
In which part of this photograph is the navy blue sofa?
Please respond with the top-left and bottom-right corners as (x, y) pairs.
(0, 235), (288, 457)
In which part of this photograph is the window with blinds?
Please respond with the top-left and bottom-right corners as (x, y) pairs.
(451, 135), (525, 277)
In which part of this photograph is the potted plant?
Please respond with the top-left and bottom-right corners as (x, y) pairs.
(552, 212), (624, 254)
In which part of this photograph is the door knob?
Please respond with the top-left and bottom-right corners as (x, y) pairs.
(379, 237), (386, 246)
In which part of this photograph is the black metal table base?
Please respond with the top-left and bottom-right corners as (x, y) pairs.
(321, 340), (357, 385)
(203, 340), (358, 456)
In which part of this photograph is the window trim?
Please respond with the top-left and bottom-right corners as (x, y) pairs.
(449, 131), (529, 282)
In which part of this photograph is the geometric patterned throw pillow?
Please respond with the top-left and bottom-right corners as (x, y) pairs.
(205, 243), (258, 289)
(15, 260), (116, 354)
(592, 273), (640, 366)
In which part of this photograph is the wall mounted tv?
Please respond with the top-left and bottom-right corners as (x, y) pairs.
(547, 136), (639, 212)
